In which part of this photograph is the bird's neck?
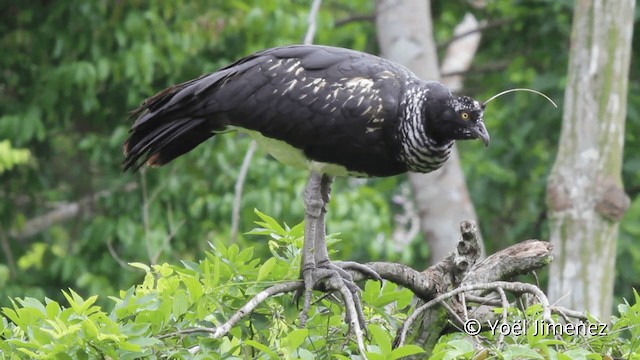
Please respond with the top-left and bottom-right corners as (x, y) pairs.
(397, 89), (454, 173)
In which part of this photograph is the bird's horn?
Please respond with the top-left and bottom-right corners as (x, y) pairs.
(482, 88), (557, 108)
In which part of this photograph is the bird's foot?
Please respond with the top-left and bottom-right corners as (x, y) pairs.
(295, 262), (370, 356)
(297, 261), (380, 330)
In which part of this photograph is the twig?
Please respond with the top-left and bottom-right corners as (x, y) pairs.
(0, 224), (16, 277)
(551, 306), (588, 322)
(150, 219), (185, 265)
(532, 270), (540, 288)
(440, 300), (465, 327)
(334, 14), (375, 27)
(440, 61), (509, 78)
(459, 293), (469, 321)
(106, 238), (131, 270)
(465, 294), (588, 322)
(437, 18), (513, 50)
(495, 287), (509, 347)
(139, 167), (174, 265)
(230, 140), (257, 243)
(465, 294), (502, 307)
(303, 0), (323, 45)
(140, 169), (153, 263)
(175, 281), (302, 353)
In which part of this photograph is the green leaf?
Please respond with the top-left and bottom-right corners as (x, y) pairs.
(129, 262), (151, 272)
(257, 257), (277, 281)
(502, 344), (545, 360)
(368, 324), (391, 356)
(395, 288), (414, 310)
(389, 344), (425, 359)
(283, 328), (308, 350)
(244, 339), (280, 360)
(253, 208), (286, 235)
(171, 290), (190, 318)
(45, 299), (61, 318)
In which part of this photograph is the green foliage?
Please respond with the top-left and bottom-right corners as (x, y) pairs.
(2, 213), (640, 359)
(0, 212), (418, 359)
(0, 141), (30, 174)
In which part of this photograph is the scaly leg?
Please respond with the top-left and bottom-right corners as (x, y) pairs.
(298, 172), (380, 331)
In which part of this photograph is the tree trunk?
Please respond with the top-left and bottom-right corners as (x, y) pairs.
(546, 0), (633, 318)
(375, 0), (484, 264)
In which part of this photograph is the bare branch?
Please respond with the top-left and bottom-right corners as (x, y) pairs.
(106, 238), (132, 270)
(551, 306), (589, 322)
(334, 14), (375, 27)
(397, 222), (553, 355)
(461, 240), (554, 286)
(396, 281), (553, 347)
(439, 300), (464, 328)
(437, 18), (513, 50)
(150, 219), (185, 265)
(9, 182), (138, 241)
(165, 281), (302, 353)
(303, 0), (323, 45)
(230, 140), (257, 243)
(495, 286), (509, 347)
(0, 224), (16, 277)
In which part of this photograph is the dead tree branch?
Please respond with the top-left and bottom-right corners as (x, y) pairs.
(9, 182), (138, 241)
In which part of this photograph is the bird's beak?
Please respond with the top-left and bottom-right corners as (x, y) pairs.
(471, 121), (490, 147)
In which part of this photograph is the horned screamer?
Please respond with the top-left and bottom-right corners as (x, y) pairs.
(123, 45), (490, 334)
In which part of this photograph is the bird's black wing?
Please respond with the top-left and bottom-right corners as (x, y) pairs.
(125, 45), (420, 176)
(215, 45), (420, 176)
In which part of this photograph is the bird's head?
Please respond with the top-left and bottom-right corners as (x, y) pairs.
(423, 84), (490, 147)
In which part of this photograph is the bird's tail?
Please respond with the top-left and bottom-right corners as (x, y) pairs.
(122, 76), (224, 171)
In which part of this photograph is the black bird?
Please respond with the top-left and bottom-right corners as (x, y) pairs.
(123, 44), (489, 331)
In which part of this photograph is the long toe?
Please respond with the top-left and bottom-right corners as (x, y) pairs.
(298, 263), (369, 331)
(334, 260), (382, 282)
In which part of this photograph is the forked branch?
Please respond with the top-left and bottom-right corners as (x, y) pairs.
(173, 220), (562, 358)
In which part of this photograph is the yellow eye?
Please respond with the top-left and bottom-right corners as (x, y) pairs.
(461, 112), (470, 120)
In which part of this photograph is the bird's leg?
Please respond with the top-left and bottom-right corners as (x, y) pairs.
(314, 174), (367, 329)
(315, 175), (382, 282)
(298, 172), (380, 331)
(299, 171), (324, 327)
(299, 172), (341, 326)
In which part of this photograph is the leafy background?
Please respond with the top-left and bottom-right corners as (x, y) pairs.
(1, 0), (639, 320)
